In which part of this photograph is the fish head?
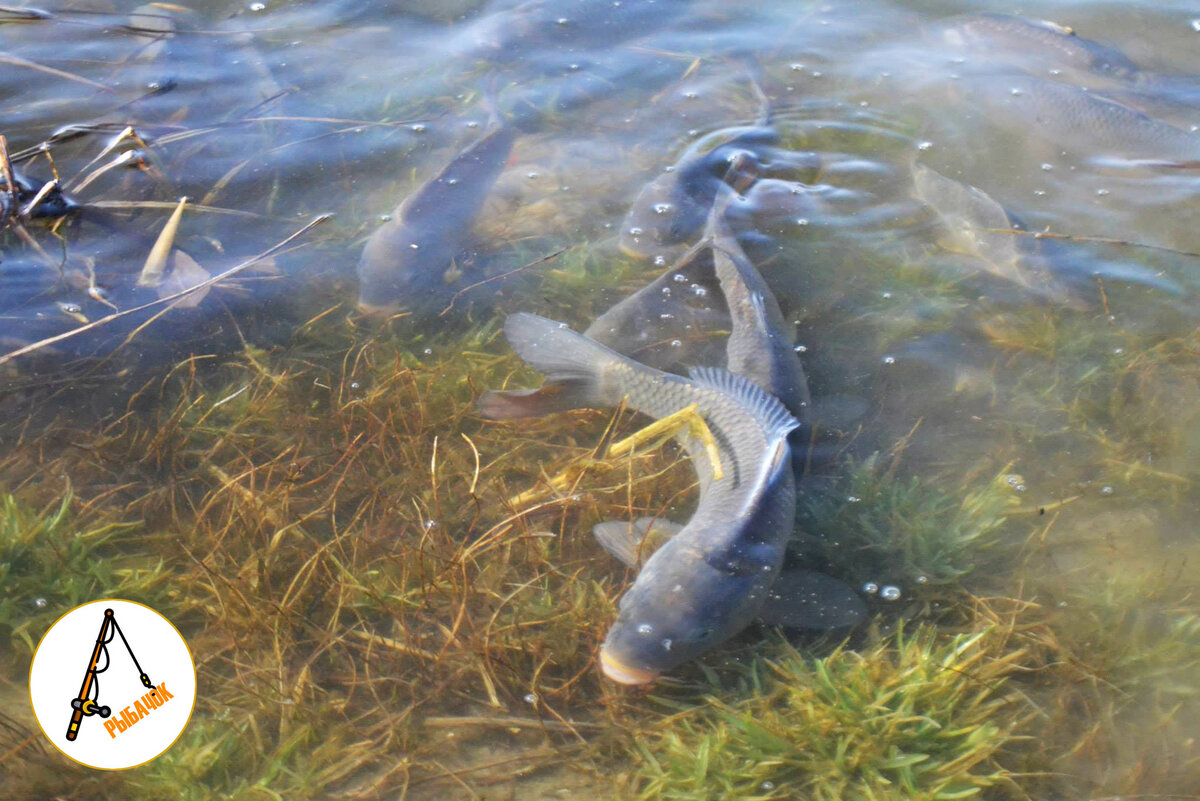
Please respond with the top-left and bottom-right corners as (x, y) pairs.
(355, 224), (457, 316)
(598, 535), (780, 684)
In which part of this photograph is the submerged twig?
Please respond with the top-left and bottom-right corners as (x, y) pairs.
(439, 247), (566, 317)
(137, 196), (187, 287)
(0, 51), (113, 92)
(976, 225), (1200, 260)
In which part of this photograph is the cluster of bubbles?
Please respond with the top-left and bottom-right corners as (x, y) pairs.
(862, 581), (906, 601)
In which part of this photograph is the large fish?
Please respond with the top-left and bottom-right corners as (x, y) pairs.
(356, 104), (515, 314)
(479, 313), (801, 682)
(480, 314), (864, 683)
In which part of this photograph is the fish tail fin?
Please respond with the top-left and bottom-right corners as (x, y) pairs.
(479, 313), (622, 419)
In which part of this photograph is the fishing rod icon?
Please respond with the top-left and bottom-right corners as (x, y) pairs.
(65, 608), (153, 742)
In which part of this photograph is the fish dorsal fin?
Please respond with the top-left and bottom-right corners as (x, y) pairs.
(686, 365), (799, 439)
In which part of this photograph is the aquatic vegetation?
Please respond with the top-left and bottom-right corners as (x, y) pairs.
(0, 493), (174, 654)
(633, 625), (1029, 800)
(795, 457), (1021, 586)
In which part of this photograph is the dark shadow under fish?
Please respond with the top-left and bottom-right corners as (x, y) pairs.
(357, 106), (515, 315)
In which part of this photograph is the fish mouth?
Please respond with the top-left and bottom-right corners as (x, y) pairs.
(599, 649), (661, 685)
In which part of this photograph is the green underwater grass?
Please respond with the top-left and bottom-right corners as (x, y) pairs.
(0, 218), (1197, 800)
(633, 625), (1029, 801)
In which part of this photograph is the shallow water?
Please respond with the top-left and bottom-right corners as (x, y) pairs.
(2, 1), (1199, 798)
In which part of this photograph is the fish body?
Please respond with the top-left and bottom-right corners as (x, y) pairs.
(357, 119), (515, 314)
(479, 313), (800, 682)
(939, 13), (1140, 82)
(966, 74), (1200, 166)
(705, 185), (811, 421)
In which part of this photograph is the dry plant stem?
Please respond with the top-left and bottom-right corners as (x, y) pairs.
(507, 403), (724, 507)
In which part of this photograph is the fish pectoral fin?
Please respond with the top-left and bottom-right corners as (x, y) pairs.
(443, 258), (463, 284)
(632, 516), (684, 541)
(593, 521), (639, 566)
(594, 517), (684, 567)
(757, 569), (866, 630)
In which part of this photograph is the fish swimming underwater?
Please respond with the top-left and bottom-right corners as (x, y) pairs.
(480, 313), (864, 683)
(704, 181), (811, 421)
(479, 313), (800, 682)
(936, 13), (1200, 125)
(356, 101), (515, 315)
(619, 67), (819, 259)
(910, 162), (1080, 306)
(590, 158), (812, 419)
(937, 13), (1140, 84)
(963, 74), (1200, 168)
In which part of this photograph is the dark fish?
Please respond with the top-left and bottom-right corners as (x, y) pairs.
(705, 182), (811, 421)
(479, 313), (802, 683)
(619, 65), (820, 258)
(356, 109), (515, 314)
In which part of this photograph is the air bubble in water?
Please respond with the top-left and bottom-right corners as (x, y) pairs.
(880, 585), (902, 601)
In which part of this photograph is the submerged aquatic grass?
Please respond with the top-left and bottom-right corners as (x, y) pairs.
(0, 493), (175, 654)
(795, 457), (1021, 587)
(633, 625), (1029, 800)
(0, 234), (1196, 798)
